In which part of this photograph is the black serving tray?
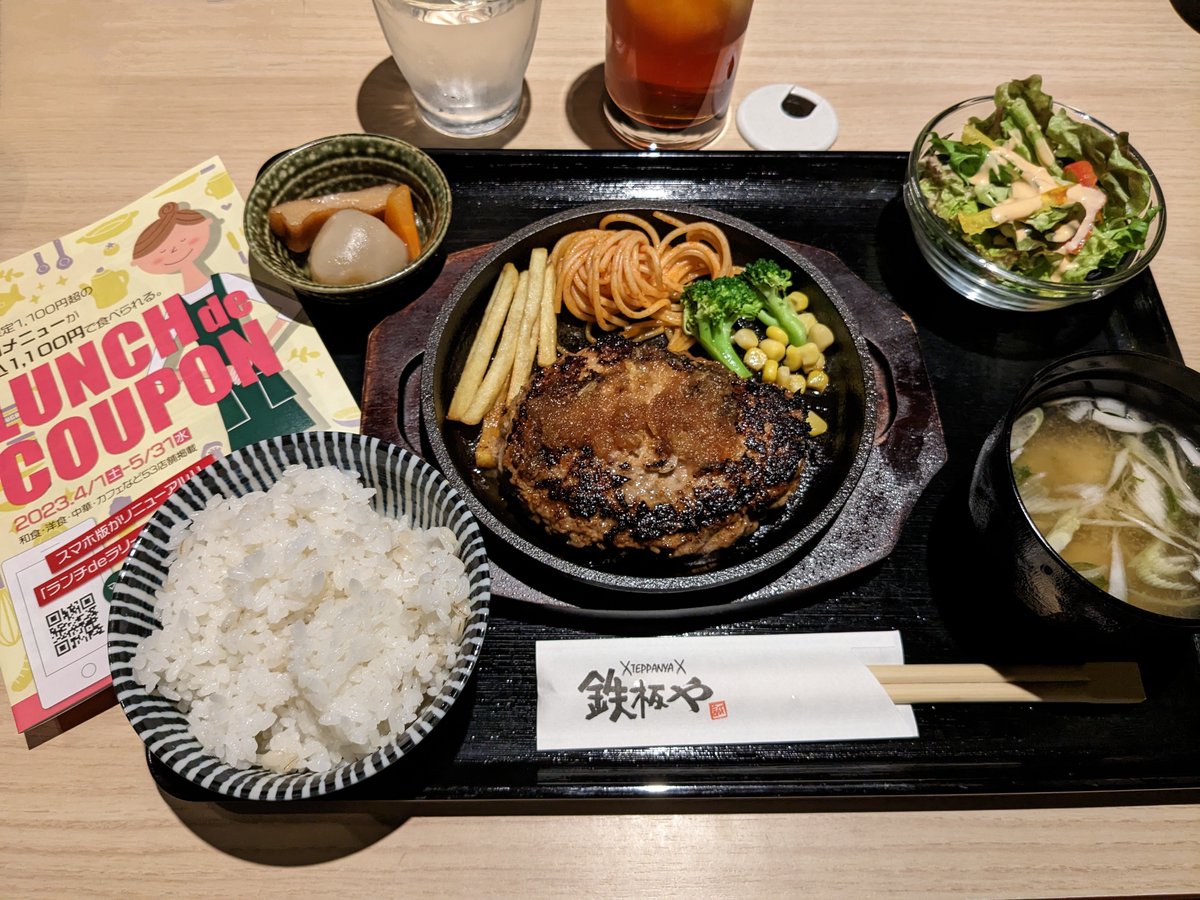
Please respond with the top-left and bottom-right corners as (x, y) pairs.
(153, 150), (1200, 809)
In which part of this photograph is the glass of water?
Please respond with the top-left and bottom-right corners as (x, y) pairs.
(372, 0), (542, 138)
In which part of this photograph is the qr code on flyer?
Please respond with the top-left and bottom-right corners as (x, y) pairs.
(45, 594), (104, 657)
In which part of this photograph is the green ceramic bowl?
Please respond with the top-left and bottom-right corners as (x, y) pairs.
(245, 133), (452, 300)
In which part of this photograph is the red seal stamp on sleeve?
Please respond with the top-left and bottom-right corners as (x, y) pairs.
(708, 700), (728, 720)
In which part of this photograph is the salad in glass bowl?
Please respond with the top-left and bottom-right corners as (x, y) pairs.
(904, 76), (1164, 311)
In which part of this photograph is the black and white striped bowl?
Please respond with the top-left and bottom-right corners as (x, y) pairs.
(107, 431), (490, 801)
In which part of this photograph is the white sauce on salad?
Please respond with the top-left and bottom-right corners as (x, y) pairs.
(1059, 183), (1108, 254)
(969, 154), (1003, 186)
(990, 145), (1059, 192)
(1049, 254), (1077, 282)
(990, 194), (1044, 225)
(1049, 220), (1079, 243)
(973, 151), (1108, 256)
(1011, 181), (1039, 200)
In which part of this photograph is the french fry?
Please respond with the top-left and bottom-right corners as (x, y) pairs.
(508, 249), (547, 401)
(461, 268), (531, 425)
(448, 263), (518, 422)
(474, 373), (510, 469)
(537, 259), (557, 367)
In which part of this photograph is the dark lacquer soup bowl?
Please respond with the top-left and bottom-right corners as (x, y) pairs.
(970, 350), (1200, 638)
(421, 203), (877, 595)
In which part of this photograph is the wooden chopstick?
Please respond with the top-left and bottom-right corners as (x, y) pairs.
(869, 662), (1122, 685)
(867, 662), (1144, 705)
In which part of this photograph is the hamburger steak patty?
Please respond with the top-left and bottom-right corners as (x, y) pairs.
(500, 338), (813, 558)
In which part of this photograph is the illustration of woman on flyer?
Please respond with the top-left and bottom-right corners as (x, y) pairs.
(130, 202), (314, 450)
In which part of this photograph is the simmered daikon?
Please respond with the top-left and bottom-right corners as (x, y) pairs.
(308, 209), (410, 286)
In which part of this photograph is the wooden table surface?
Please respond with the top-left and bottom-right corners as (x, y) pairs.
(2, 1), (1199, 895)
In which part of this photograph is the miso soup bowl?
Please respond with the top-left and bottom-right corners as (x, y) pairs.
(969, 350), (1200, 637)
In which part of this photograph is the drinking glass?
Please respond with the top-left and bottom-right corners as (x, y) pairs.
(604, 0), (754, 150)
(372, 0), (542, 138)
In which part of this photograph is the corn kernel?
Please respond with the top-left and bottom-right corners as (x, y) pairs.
(797, 342), (820, 369)
(765, 325), (788, 345)
(809, 322), (835, 351)
(777, 365), (791, 384)
(787, 374), (807, 393)
(787, 291), (809, 312)
(807, 411), (828, 436)
(785, 344), (803, 370)
(807, 370), (829, 392)
(762, 359), (779, 383)
(799, 312), (818, 330)
(759, 338), (786, 361)
(733, 328), (759, 350)
(744, 347), (767, 371)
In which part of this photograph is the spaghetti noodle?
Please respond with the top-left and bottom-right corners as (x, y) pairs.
(549, 212), (734, 352)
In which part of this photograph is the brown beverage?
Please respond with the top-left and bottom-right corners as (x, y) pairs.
(605, 0), (753, 148)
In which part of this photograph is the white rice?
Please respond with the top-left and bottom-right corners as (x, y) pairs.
(131, 464), (471, 774)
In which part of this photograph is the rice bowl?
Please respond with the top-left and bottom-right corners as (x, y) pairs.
(132, 464), (471, 773)
(108, 432), (490, 800)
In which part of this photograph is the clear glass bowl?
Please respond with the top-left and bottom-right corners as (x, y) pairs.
(903, 97), (1166, 312)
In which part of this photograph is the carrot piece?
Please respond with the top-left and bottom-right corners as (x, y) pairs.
(384, 185), (422, 259)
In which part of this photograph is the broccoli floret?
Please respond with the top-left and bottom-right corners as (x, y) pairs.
(681, 276), (763, 377)
(741, 258), (807, 347)
(754, 306), (780, 329)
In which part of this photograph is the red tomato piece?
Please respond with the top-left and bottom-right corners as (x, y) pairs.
(1063, 160), (1098, 187)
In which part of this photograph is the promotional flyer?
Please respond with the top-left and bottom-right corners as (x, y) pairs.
(0, 157), (360, 732)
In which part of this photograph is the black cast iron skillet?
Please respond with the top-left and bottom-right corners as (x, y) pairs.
(422, 203), (877, 595)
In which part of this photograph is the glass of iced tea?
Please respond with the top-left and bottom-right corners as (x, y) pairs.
(604, 0), (754, 150)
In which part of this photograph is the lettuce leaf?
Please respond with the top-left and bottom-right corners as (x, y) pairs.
(930, 133), (989, 178)
(1060, 208), (1160, 282)
(924, 133), (1015, 214)
(918, 151), (978, 221)
(997, 75), (1055, 126)
(973, 75), (1056, 165)
(973, 182), (1011, 207)
(1044, 111), (1151, 218)
(1024, 204), (1074, 233)
(975, 75), (1053, 135)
